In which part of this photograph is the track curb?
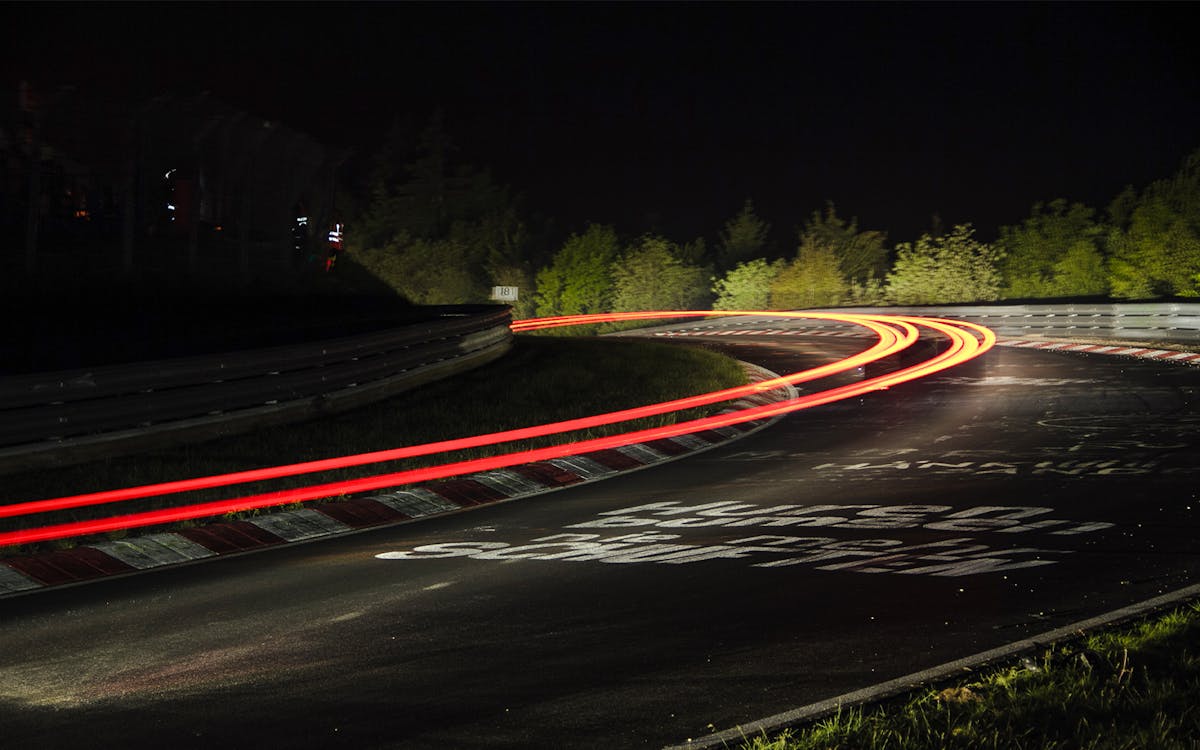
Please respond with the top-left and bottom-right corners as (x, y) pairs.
(0, 362), (795, 599)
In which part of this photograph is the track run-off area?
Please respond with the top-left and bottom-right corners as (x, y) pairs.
(0, 311), (991, 548)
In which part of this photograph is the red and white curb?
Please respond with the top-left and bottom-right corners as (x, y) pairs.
(655, 327), (1200, 366)
(999, 339), (1200, 364)
(655, 327), (868, 339)
(0, 364), (795, 598)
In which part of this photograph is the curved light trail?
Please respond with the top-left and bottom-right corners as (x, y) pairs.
(0, 312), (993, 547)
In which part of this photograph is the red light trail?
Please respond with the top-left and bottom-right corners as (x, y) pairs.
(0, 312), (993, 547)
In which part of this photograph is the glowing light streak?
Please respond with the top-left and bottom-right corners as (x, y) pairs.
(0, 312), (993, 548)
(0, 313), (907, 520)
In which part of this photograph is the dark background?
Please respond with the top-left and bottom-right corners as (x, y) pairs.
(3, 1), (1198, 246)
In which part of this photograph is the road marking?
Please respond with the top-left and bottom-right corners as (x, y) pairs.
(936, 376), (1099, 386)
(376, 502), (1112, 578)
(809, 457), (1169, 478)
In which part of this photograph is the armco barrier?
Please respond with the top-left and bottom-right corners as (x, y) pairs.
(816, 303), (1200, 344)
(0, 305), (513, 472)
(614, 304), (1200, 348)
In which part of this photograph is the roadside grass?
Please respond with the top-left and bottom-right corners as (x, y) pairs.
(0, 335), (748, 553)
(742, 601), (1200, 750)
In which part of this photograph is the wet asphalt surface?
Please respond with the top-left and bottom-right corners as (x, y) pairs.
(1, 329), (1197, 749)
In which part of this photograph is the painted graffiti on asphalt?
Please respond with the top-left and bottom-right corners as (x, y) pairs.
(718, 449), (1193, 477)
(376, 501), (1114, 578)
(808, 457), (1168, 477)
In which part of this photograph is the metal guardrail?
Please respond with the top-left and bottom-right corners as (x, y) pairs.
(0, 305), (513, 472)
(802, 303), (1200, 344)
(614, 304), (1200, 347)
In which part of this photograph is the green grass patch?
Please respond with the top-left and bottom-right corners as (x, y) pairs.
(742, 601), (1200, 750)
(1, 335), (748, 553)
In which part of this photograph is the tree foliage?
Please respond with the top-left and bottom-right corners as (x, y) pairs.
(534, 223), (622, 317)
(801, 203), (888, 283)
(885, 224), (1003, 305)
(349, 112), (533, 304)
(717, 199), (771, 271)
(1052, 240), (1110, 298)
(998, 199), (1107, 299)
(712, 258), (785, 310)
(769, 239), (847, 309)
(1106, 150), (1200, 298)
(353, 235), (479, 304)
(611, 235), (711, 312)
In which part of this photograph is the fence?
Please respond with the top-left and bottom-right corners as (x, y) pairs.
(0, 305), (513, 472)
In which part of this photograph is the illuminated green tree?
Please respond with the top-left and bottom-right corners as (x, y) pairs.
(801, 203), (888, 283)
(885, 224), (1003, 304)
(998, 199), (1107, 298)
(534, 224), (622, 316)
(712, 258), (786, 310)
(769, 240), (847, 309)
(354, 235), (481, 304)
(717, 199), (771, 271)
(351, 111), (535, 305)
(1052, 240), (1110, 298)
(1106, 151), (1200, 298)
(611, 235), (711, 311)
(846, 275), (887, 306)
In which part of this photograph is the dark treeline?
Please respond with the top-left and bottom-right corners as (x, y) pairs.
(5, 96), (1198, 314)
(345, 114), (1200, 315)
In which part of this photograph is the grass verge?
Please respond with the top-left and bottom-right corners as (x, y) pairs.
(1, 335), (748, 554)
(743, 601), (1200, 750)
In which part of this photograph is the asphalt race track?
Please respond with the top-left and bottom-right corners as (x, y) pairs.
(1, 324), (1198, 749)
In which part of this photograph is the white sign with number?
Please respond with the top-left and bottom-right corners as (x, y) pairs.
(491, 286), (519, 301)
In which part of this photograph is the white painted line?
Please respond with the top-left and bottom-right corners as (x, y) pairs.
(372, 488), (462, 517)
(670, 434), (716, 451)
(616, 443), (669, 464)
(663, 582), (1200, 750)
(0, 563), (42, 593)
(546, 456), (618, 480)
(471, 469), (549, 497)
(247, 508), (352, 542)
(150, 532), (224, 561)
(90, 533), (217, 569)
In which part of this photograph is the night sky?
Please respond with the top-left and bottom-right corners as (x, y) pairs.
(5, 2), (1198, 248)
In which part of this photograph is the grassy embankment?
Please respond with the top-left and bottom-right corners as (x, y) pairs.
(0, 335), (748, 554)
(743, 601), (1200, 750)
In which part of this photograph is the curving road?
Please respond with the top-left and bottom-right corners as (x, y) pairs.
(1, 321), (1198, 749)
